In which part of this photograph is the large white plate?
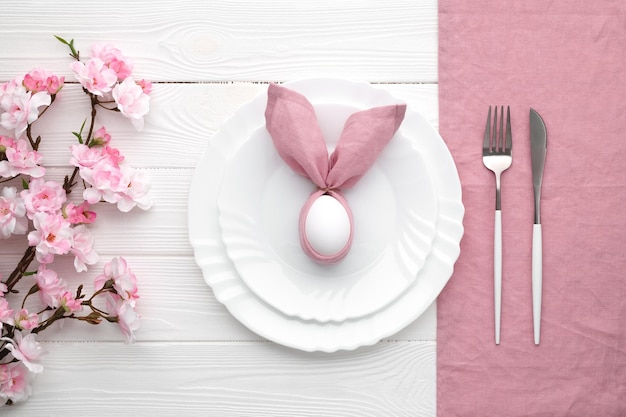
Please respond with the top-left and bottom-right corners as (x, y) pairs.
(188, 78), (464, 352)
(216, 103), (438, 323)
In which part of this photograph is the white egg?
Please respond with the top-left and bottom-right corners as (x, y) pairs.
(304, 194), (351, 256)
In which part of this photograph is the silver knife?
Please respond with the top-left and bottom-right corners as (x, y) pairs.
(530, 108), (547, 345)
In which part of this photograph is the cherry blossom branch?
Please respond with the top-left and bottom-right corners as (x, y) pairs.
(25, 125), (41, 151)
(0, 177), (18, 184)
(31, 287), (119, 334)
(5, 246), (36, 293)
(63, 167), (80, 195)
(1, 37), (150, 406)
(31, 307), (65, 334)
(24, 97), (57, 151)
(63, 93), (98, 195)
(86, 93), (98, 146)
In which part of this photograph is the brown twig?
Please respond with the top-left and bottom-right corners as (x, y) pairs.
(5, 246), (36, 292)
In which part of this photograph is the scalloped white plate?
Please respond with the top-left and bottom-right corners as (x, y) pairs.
(217, 104), (438, 323)
(188, 78), (464, 352)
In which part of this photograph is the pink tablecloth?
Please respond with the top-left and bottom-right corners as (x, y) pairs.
(437, 1), (626, 416)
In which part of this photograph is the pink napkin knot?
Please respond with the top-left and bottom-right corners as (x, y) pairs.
(265, 83), (406, 264)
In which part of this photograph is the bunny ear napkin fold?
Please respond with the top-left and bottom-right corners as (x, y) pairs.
(264, 83), (407, 264)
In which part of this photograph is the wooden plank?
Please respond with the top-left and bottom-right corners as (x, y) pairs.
(0, 0), (437, 83)
(0, 253), (261, 342)
(0, 253), (436, 343)
(1, 83), (438, 168)
(2, 341), (435, 416)
(0, 168), (191, 255)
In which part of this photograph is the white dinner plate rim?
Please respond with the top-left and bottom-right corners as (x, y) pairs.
(188, 78), (464, 352)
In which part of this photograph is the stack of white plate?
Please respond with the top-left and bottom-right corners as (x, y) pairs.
(188, 79), (464, 352)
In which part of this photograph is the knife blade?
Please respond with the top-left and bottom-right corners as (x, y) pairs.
(530, 108), (547, 345)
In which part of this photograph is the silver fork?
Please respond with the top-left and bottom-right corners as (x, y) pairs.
(482, 106), (512, 345)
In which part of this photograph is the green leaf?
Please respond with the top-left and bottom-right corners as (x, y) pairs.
(72, 119), (87, 144)
(54, 35), (70, 46)
(72, 131), (83, 144)
(21, 178), (29, 190)
(54, 35), (79, 60)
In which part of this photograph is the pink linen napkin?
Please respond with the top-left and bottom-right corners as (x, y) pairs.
(437, 1), (626, 416)
(265, 83), (406, 263)
(265, 84), (406, 264)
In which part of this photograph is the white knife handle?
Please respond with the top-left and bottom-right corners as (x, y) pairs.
(532, 223), (542, 345)
(494, 210), (502, 345)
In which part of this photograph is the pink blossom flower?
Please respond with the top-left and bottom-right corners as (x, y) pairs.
(22, 70), (48, 93)
(72, 146), (151, 212)
(105, 293), (140, 344)
(21, 178), (66, 219)
(92, 126), (112, 146)
(45, 75), (64, 95)
(27, 212), (73, 264)
(1, 332), (46, 374)
(101, 145), (124, 166)
(70, 143), (124, 187)
(70, 144), (129, 203)
(94, 257), (139, 302)
(0, 138), (45, 178)
(70, 58), (117, 96)
(0, 186), (27, 238)
(59, 291), (82, 313)
(137, 79), (152, 94)
(71, 225), (99, 272)
(34, 270), (82, 313)
(0, 135), (15, 152)
(69, 143), (107, 170)
(112, 77), (150, 131)
(82, 163), (125, 205)
(64, 201), (96, 224)
(22, 68), (64, 95)
(35, 266), (67, 308)
(0, 362), (33, 404)
(0, 77), (22, 112)
(0, 77), (18, 100)
(0, 77), (26, 112)
(0, 298), (13, 324)
(115, 166), (153, 212)
(91, 43), (133, 81)
(13, 309), (39, 331)
(0, 81), (51, 139)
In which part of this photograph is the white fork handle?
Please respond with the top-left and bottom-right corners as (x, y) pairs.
(494, 210), (502, 345)
(532, 224), (542, 345)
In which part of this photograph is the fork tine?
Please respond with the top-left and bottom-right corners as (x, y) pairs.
(505, 105), (512, 152)
(498, 106), (504, 152)
(483, 106), (492, 151)
(492, 106), (498, 151)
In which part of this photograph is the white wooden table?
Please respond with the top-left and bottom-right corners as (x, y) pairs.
(1, 1), (441, 415)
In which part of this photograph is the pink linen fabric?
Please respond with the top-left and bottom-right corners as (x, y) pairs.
(265, 83), (406, 263)
(437, 1), (626, 416)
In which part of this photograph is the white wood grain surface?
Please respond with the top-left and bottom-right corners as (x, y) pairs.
(1, 0), (440, 415)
